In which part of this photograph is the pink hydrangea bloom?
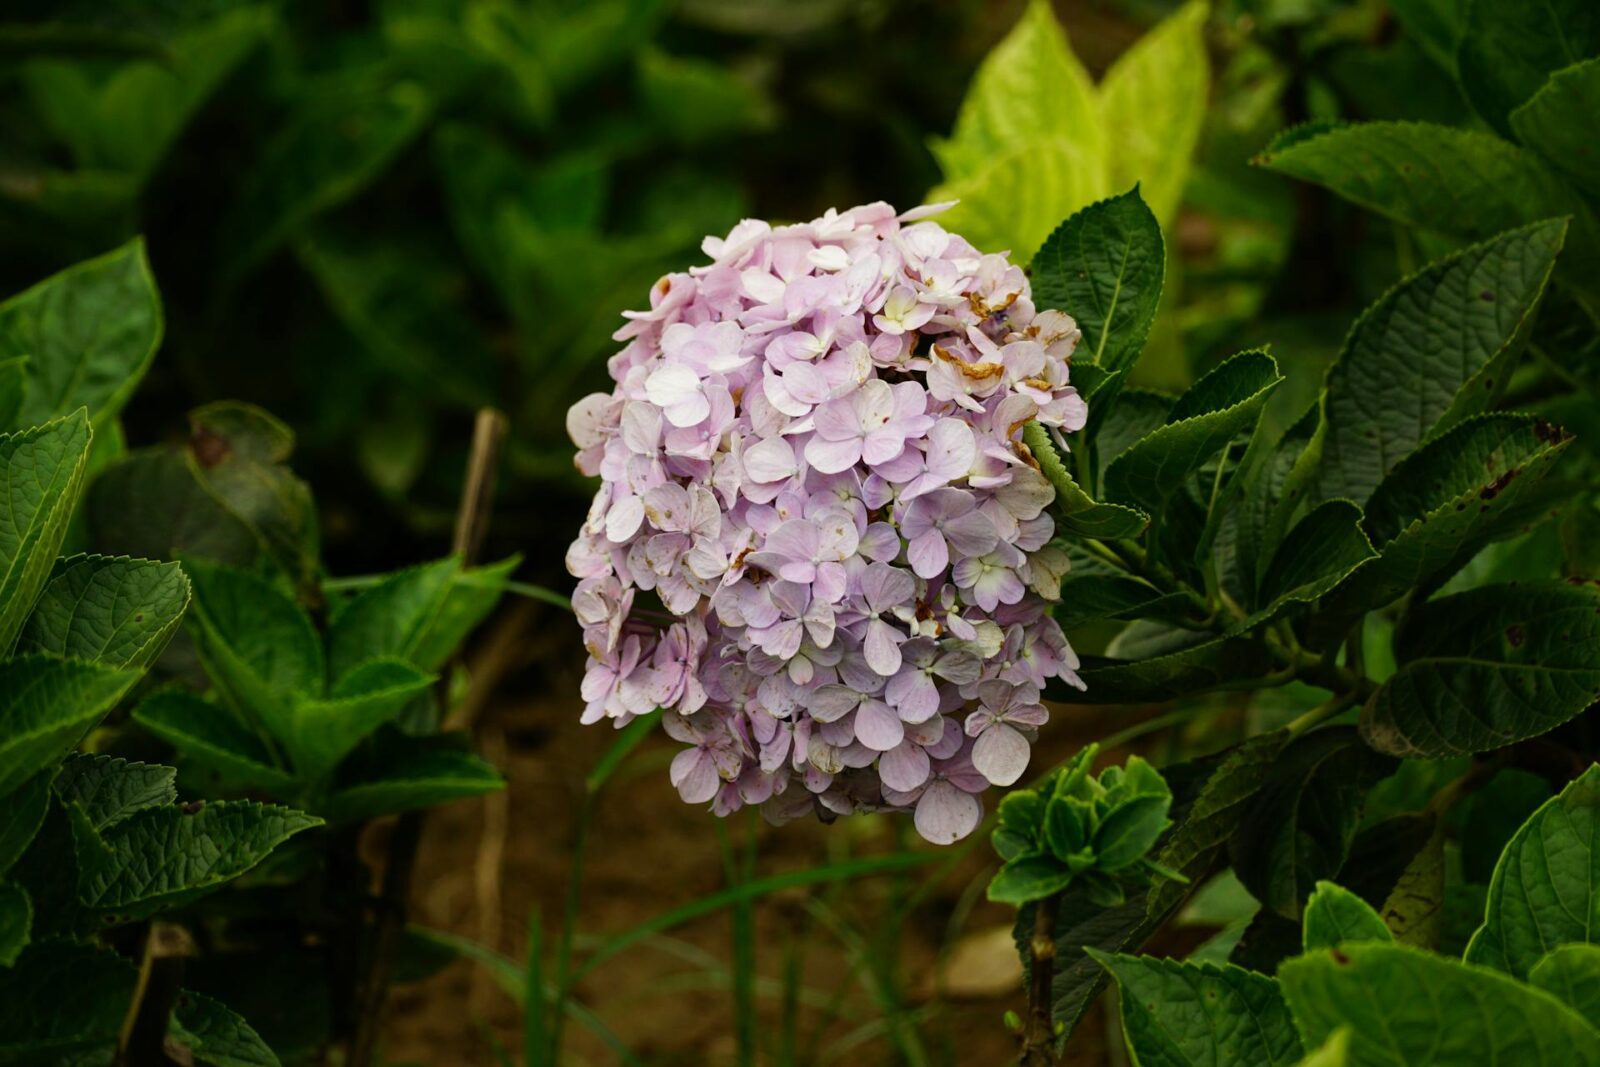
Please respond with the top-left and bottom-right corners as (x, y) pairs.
(566, 201), (1087, 844)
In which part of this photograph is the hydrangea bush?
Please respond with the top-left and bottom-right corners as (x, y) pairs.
(565, 202), (1089, 842)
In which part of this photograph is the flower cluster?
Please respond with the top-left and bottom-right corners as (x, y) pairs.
(566, 201), (1087, 844)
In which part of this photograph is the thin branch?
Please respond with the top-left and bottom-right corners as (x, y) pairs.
(1020, 894), (1059, 1067)
(116, 923), (195, 1067)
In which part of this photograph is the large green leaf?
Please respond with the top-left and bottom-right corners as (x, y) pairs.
(929, 0), (1099, 182)
(1302, 881), (1392, 952)
(1281, 942), (1600, 1066)
(1466, 765), (1600, 979)
(133, 690), (295, 793)
(325, 557), (458, 680)
(322, 745), (502, 823)
(1530, 945), (1600, 1026)
(0, 942), (133, 1061)
(1254, 500), (1377, 619)
(0, 655), (137, 800)
(1304, 220), (1566, 509)
(1362, 582), (1600, 758)
(1066, 633), (1275, 704)
(1092, 951), (1304, 1066)
(53, 753), (176, 831)
(169, 988), (282, 1067)
(931, 141), (1109, 261)
(19, 554), (190, 669)
(1030, 187), (1165, 379)
(183, 556), (323, 740)
(1230, 728), (1396, 919)
(0, 884), (29, 967)
(1511, 59), (1600, 199)
(1098, 1), (1208, 226)
(1103, 350), (1282, 512)
(72, 800), (320, 918)
(0, 410), (91, 651)
(1456, 0), (1600, 137)
(87, 445), (259, 568)
(1255, 123), (1600, 304)
(1308, 414), (1573, 644)
(0, 240), (161, 429)
(287, 658), (435, 780)
(406, 554), (517, 671)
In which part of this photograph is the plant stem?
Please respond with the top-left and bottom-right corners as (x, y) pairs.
(1020, 894), (1059, 1067)
(115, 923), (193, 1067)
(1285, 690), (1361, 737)
(347, 408), (508, 1067)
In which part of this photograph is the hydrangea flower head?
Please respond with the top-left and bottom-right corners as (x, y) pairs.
(567, 201), (1087, 844)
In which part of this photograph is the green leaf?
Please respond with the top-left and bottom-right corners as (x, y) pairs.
(1511, 59), (1600, 200)
(1068, 633), (1276, 704)
(184, 556), (323, 740)
(1302, 881), (1393, 952)
(931, 143), (1110, 260)
(636, 47), (772, 145)
(1294, 1029), (1352, 1067)
(288, 658), (435, 779)
(0, 410), (91, 652)
(1230, 728), (1396, 918)
(224, 80), (433, 280)
(1281, 942), (1600, 1066)
(930, 0), (1100, 182)
(1303, 220), (1566, 510)
(1023, 422), (1149, 540)
(1377, 820), (1445, 949)
(325, 557), (459, 680)
(1092, 951), (1304, 1066)
(0, 654), (137, 800)
(185, 403), (320, 598)
(1030, 187), (1165, 378)
(0, 942), (133, 1058)
(1053, 573), (1194, 630)
(1457, 0), (1600, 137)
(1255, 123), (1600, 307)
(1095, 796), (1172, 872)
(0, 772), (53, 875)
(0, 884), (29, 967)
(73, 800), (320, 918)
(132, 690), (295, 793)
(1309, 414), (1574, 645)
(53, 753), (176, 831)
(0, 357), (24, 430)
(19, 554), (190, 669)
(1103, 350), (1282, 512)
(1255, 500), (1377, 616)
(1098, 2), (1209, 226)
(1361, 582), (1600, 758)
(407, 555), (517, 671)
(1466, 765), (1600, 978)
(0, 240), (161, 428)
(1530, 944), (1600, 1026)
(87, 445), (259, 568)
(170, 988), (282, 1067)
(322, 746), (502, 823)
(988, 852), (1075, 905)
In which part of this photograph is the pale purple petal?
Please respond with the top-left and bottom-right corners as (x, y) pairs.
(914, 781), (982, 844)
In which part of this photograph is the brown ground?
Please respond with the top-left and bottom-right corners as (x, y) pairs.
(376, 599), (1174, 1067)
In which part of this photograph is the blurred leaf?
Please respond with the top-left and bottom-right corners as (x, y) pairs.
(0, 238), (160, 429)
(0, 885), (29, 967)
(289, 657), (434, 779)
(1466, 764), (1600, 978)
(1282, 943), (1600, 1065)
(1301, 220), (1566, 511)
(1456, 0), (1600, 137)
(1230, 727), (1396, 918)
(133, 689), (295, 793)
(1511, 58), (1600, 200)
(0, 654), (137, 800)
(19, 554), (190, 669)
(1099, 1), (1209, 226)
(1302, 881), (1392, 951)
(1361, 581), (1600, 758)
(636, 47), (772, 144)
(0, 358), (25, 429)
(0, 942), (133, 1059)
(1530, 945), (1600, 1025)
(0, 410), (90, 650)
(224, 79), (433, 280)
(1458, 769), (1554, 883)
(1103, 350), (1282, 512)
(88, 445), (258, 569)
(323, 743), (501, 823)
(1092, 951), (1303, 1065)
(325, 557), (458, 680)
